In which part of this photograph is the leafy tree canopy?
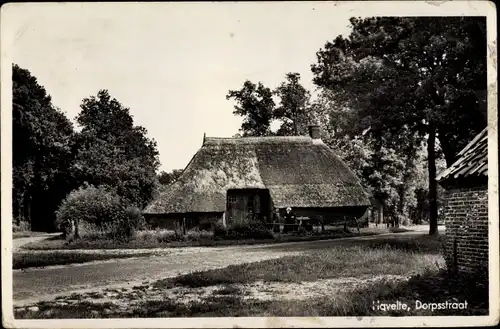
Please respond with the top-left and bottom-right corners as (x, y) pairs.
(311, 16), (487, 165)
(226, 81), (275, 137)
(12, 64), (75, 231)
(273, 72), (312, 136)
(73, 90), (160, 208)
(311, 17), (486, 234)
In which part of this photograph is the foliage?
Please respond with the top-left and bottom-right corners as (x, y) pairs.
(214, 221), (274, 240)
(113, 206), (148, 241)
(227, 73), (316, 137)
(12, 69), (160, 233)
(226, 81), (275, 136)
(158, 169), (183, 185)
(273, 72), (312, 136)
(72, 90), (160, 208)
(311, 17), (487, 233)
(12, 221), (31, 233)
(12, 64), (76, 231)
(55, 185), (126, 235)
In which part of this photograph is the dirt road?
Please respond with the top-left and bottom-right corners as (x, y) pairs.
(12, 228), (443, 306)
(12, 233), (61, 252)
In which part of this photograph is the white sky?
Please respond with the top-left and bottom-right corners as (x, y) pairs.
(4, 2), (356, 172)
(5, 2), (492, 172)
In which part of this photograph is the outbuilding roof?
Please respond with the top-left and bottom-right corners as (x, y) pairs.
(437, 128), (488, 185)
(144, 135), (371, 214)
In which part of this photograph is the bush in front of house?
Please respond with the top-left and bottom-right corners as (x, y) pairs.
(214, 221), (274, 240)
(184, 227), (214, 241)
(55, 184), (128, 240)
(107, 206), (148, 242)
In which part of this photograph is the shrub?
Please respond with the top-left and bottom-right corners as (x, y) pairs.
(13, 220), (30, 232)
(105, 206), (147, 242)
(55, 185), (127, 238)
(215, 220), (274, 240)
(135, 229), (177, 244)
(125, 206), (147, 230)
(78, 221), (107, 241)
(213, 223), (228, 239)
(185, 227), (214, 241)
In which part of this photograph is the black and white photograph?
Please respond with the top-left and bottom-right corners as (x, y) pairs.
(1, 1), (498, 328)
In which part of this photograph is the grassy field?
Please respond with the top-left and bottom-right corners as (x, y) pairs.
(13, 252), (153, 270)
(15, 234), (487, 318)
(20, 226), (408, 250)
(153, 236), (442, 289)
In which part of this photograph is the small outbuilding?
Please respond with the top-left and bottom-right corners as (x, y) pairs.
(437, 127), (489, 273)
(143, 126), (371, 231)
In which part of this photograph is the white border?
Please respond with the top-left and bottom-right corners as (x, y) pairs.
(1, 1), (498, 328)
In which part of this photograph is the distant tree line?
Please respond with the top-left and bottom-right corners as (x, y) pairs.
(226, 17), (487, 235)
(12, 64), (160, 232)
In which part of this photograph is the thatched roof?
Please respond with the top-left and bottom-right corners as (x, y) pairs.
(437, 128), (488, 186)
(144, 136), (370, 214)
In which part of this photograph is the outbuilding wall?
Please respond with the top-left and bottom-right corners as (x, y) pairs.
(145, 212), (224, 230)
(443, 185), (489, 272)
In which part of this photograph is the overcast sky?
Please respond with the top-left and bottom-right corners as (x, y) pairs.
(4, 2), (356, 172)
(4, 1), (488, 172)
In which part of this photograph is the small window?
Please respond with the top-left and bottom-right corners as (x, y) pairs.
(228, 195), (237, 203)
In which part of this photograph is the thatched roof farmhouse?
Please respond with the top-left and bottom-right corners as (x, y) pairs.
(144, 126), (371, 230)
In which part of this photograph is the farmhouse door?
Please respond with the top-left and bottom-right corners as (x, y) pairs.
(227, 194), (248, 224)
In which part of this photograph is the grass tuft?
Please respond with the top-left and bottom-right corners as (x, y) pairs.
(154, 235), (444, 289)
(13, 252), (152, 269)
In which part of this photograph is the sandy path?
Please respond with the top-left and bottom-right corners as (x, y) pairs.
(13, 248), (303, 306)
(12, 233), (61, 252)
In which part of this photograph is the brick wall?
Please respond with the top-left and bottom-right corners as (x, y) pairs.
(443, 186), (488, 272)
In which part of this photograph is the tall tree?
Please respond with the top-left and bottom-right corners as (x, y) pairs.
(311, 17), (487, 235)
(226, 80), (275, 137)
(73, 90), (160, 208)
(273, 73), (311, 136)
(12, 64), (76, 231)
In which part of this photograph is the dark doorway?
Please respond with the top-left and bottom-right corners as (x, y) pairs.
(226, 189), (271, 225)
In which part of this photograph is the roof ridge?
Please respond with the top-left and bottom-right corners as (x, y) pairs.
(204, 135), (314, 145)
(205, 135), (312, 139)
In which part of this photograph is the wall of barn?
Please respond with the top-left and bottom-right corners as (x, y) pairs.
(145, 212), (223, 231)
(443, 185), (489, 273)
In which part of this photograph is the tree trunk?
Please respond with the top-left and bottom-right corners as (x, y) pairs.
(15, 196), (22, 226)
(376, 201), (384, 226)
(427, 122), (439, 235)
(293, 111), (298, 136)
(398, 189), (405, 216)
(24, 195), (32, 230)
(74, 219), (80, 239)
